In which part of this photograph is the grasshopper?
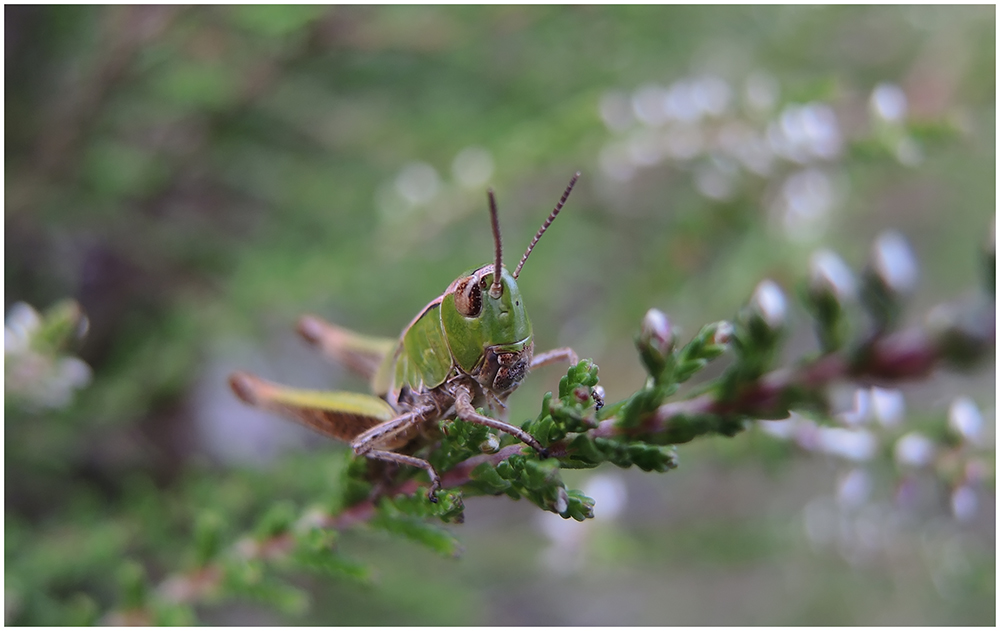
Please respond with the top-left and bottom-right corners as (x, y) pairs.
(229, 173), (585, 501)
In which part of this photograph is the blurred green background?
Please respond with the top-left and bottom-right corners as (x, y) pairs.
(5, 5), (994, 625)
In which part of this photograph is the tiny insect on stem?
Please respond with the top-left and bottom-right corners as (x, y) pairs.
(513, 171), (580, 279)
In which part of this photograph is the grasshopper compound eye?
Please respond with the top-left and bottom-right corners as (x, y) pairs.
(454, 276), (483, 317)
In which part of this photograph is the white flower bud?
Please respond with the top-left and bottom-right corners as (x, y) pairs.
(554, 486), (569, 515)
(951, 485), (977, 522)
(809, 249), (857, 302)
(894, 432), (936, 468)
(4, 302), (41, 354)
(751, 279), (787, 330)
(871, 231), (918, 295)
(817, 427), (877, 462)
(640, 308), (674, 353)
(710, 320), (734, 346)
(870, 83), (908, 123)
(948, 397), (983, 444)
(838, 388), (872, 427)
(837, 468), (872, 509)
(871, 387), (905, 428)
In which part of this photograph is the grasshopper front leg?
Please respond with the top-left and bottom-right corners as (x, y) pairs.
(350, 404), (444, 501)
(454, 385), (549, 457)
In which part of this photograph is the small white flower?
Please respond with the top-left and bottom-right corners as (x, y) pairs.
(809, 249), (857, 302)
(817, 427), (878, 462)
(948, 397), (983, 444)
(837, 468), (872, 509)
(951, 485), (977, 522)
(871, 231), (919, 294)
(894, 432), (936, 468)
(870, 83), (908, 123)
(870, 387), (905, 428)
(710, 321), (734, 346)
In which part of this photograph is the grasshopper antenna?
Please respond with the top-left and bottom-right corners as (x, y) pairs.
(513, 171), (580, 279)
(487, 188), (503, 298)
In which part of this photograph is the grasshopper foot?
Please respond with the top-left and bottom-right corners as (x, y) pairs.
(426, 481), (441, 503)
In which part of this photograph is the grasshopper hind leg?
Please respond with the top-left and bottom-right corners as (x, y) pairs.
(350, 404), (443, 502)
(361, 450), (441, 502)
(297, 314), (396, 381)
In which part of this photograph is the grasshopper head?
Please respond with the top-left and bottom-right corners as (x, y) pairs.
(441, 264), (533, 390)
(440, 173), (580, 396)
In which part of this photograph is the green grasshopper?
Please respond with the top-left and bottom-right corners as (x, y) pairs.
(229, 173), (587, 501)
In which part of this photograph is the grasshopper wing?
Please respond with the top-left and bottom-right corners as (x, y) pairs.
(297, 315), (396, 383)
(229, 371), (396, 443)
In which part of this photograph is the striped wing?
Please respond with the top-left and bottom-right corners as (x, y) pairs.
(229, 371), (397, 444)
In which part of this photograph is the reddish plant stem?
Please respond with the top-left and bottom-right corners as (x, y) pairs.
(479, 311), (993, 473)
(144, 306), (994, 612)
